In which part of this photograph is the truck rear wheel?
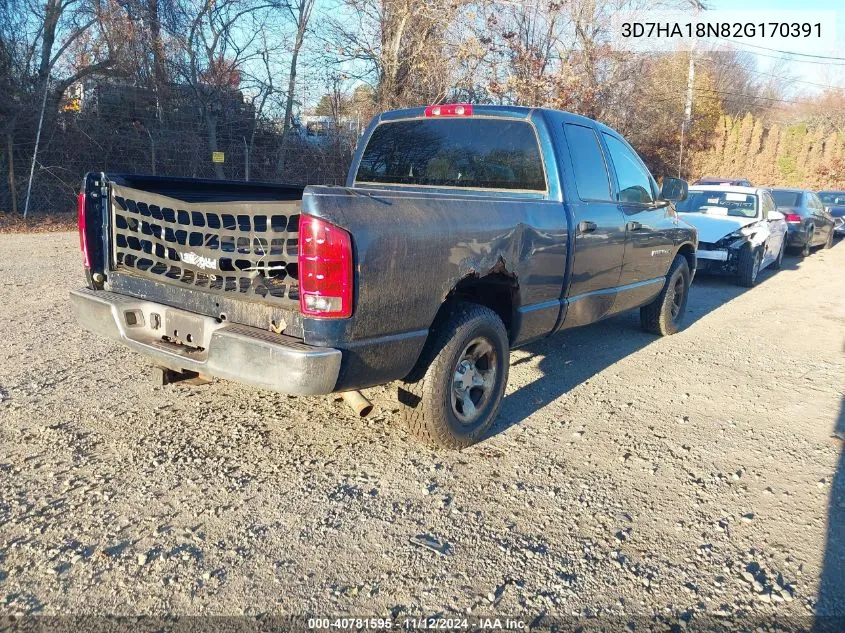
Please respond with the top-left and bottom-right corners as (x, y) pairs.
(398, 302), (509, 449)
(640, 254), (690, 336)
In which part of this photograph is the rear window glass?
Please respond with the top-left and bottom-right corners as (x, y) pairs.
(771, 191), (802, 207)
(355, 118), (546, 191)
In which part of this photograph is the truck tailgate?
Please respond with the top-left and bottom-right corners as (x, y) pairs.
(108, 181), (302, 318)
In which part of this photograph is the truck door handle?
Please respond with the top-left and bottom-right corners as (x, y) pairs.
(578, 221), (597, 233)
(627, 221), (643, 231)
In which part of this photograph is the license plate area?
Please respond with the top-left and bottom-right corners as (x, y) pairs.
(164, 310), (207, 349)
(696, 249), (729, 262)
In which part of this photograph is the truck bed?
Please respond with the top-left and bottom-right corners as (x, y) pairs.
(84, 173), (306, 336)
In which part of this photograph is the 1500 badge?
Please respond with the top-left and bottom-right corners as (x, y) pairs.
(179, 251), (217, 270)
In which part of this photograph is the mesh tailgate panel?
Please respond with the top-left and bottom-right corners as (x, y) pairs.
(110, 184), (300, 306)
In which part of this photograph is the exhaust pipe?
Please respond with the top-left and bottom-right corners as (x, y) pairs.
(342, 390), (374, 418)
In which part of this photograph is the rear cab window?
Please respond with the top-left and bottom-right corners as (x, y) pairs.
(354, 118), (546, 192)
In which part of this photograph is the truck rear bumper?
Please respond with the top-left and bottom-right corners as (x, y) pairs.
(69, 288), (341, 395)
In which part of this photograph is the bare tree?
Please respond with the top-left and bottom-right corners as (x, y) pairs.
(325, 0), (464, 110)
(282, 0), (315, 133)
(0, 0), (126, 215)
(274, 0), (315, 177)
(166, 0), (284, 178)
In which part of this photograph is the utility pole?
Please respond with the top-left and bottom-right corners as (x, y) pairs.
(679, 52), (695, 177)
(679, 1), (706, 178)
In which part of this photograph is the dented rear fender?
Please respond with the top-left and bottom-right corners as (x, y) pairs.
(299, 185), (572, 385)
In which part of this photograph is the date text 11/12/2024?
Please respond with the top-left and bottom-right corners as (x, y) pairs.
(307, 618), (527, 630)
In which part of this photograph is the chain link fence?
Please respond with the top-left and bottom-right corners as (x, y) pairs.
(1, 81), (358, 215)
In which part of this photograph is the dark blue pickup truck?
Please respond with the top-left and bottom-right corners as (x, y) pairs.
(71, 104), (697, 448)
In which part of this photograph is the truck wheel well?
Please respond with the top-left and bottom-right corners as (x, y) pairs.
(445, 274), (517, 337)
(677, 243), (696, 275)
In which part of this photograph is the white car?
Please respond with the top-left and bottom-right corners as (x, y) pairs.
(676, 186), (788, 287)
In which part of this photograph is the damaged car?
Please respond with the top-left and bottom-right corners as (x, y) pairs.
(676, 186), (787, 287)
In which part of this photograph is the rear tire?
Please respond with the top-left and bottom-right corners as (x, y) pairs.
(640, 254), (690, 336)
(398, 302), (509, 449)
(737, 245), (762, 287)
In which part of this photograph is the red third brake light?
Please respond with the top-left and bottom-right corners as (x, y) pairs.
(424, 103), (473, 117)
(77, 191), (90, 269)
(784, 213), (802, 223)
(298, 214), (353, 318)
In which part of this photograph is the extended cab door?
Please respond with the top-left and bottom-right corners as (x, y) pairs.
(558, 122), (627, 327)
(600, 133), (676, 294)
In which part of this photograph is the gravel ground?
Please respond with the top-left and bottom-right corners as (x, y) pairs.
(0, 232), (843, 625)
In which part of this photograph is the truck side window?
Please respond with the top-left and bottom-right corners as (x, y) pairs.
(563, 123), (611, 201)
(601, 134), (654, 205)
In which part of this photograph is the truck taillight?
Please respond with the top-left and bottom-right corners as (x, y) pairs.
(784, 213), (801, 223)
(424, 103), (473, 117)
(77, 191), (90, 269)
(298, 214), (353, 318)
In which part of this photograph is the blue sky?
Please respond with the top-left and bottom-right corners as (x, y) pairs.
(303, 0), (843, 106)
(707, 0), (845, 92)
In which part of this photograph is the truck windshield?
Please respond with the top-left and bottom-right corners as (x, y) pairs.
(355, 118), (546, 191)
(676, 190), (758, 218)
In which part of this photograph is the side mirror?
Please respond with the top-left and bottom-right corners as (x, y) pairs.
(768, 210), (785, 221)
(661, 177), (688, 202)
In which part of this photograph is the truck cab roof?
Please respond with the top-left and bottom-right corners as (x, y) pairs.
(376, 104), (618, 134)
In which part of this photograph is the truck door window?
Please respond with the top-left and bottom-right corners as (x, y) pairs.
(563, 123), (612, 201)
(601, 134), (655, 205)
(355, 118), (546, 191)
